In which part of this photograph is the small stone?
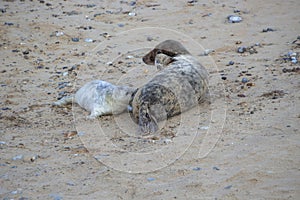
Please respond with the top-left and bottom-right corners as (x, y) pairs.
(4, 22), (14, 26)
(106, 61), (113, 66)
(199, 126), (209, 130)
(224, 185), (232, 190)
(187, 0), (198, 4)
(192, 167), (201, 171)
(146, 36), (154, 41)
(129, 1), (136, 6)
(228, 15), (242, 23)
(30, 155), (39, 162)
(221, 76), (227, 80)
(77, 131), (85, 136)
(147, 177), (155, 181)
(213, 166), (220, 170)
(71, 38), (79, 42)
(67, 181), (76, 186)
(12, 155), (24, 161)
(128, 12), (136, 16)
(55, 31), (64, 37)
(246, 82), (255, 87)
(49, 194), (63, 200)
(291, 58), (298, 64)
(84, 38), (93, 43)
(117, 23), (125, 27)
(163, 138), (172, 144)
(200, 49), (215, 56)
(262, 28), (275, 32)
(11, 188), (22, 195)
(241, 77), (248, 83)
(237, 46), (247, 53)
(228, 61), (234, 65)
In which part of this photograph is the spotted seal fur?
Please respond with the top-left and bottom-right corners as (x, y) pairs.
(54, 80), (136, 119)
(130, 40), (209, 134)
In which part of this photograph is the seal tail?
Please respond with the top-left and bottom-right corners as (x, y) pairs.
(138, 103), (159, 134)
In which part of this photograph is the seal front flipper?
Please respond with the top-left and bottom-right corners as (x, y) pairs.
(138, 103), (159, 134)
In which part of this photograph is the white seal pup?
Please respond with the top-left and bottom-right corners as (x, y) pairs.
(54, 80), (136, 119)
(130, 40), (209, 134)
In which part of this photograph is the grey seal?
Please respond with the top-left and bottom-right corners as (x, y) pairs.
(54, 80), (136, 119)
(130, 40), (209, 134)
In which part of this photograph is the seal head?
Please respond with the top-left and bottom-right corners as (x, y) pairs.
(143, 39), (190, 65)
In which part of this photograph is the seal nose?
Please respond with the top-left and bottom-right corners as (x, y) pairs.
(142, 55), (147, 63)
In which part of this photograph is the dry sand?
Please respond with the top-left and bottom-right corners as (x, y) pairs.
(0, 0), (299, 199)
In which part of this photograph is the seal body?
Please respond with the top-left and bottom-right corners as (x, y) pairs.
(54, 80), (136, 119)
(130, 40), (208, 134)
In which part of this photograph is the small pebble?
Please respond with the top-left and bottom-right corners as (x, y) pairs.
(163, 138), (172, 144)
(66, 181), (76, 186)
(228, 61), (234, 65)
(84, 38), (93, 43)
(287, 51), (296, 57)
(4, 22), (14, 26)
(227, 15), (242, 23)
(30, 155), (39, 162)
(128, 12), (136, 16)
(262, 28), (275, 32)
(146, 36), (154, 41)
(291, 58), (298, 64)
(199, 126), (209, 130)
(129, 1), (136, 6)
(241, 77), (248, 83)
(55, 31), (64, 37)
(200, 49), (215, 56)
(77, 131), (85, 136)
(221, 76), (227, 80)
(213, 166), (220, 170)
(11, 189), (22, 195)
(71, 38), (80, 42)
(117, 23), (125, 27)
(12, 155), (24, 161)
(147, 177), (155, 181)
(106, 61), (113, 66)
(192, 167), (202, 171)
(237, 46), (247, 53)
(49, 194), (63, 200)
(224, 185), (232, 190)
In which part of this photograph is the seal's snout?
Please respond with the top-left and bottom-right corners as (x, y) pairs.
(142, 50), (156, 65)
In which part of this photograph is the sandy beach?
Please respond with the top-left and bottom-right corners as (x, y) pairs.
(0, 0), (299, 199)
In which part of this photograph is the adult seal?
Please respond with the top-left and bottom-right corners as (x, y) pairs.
(130, 40), (209, 134)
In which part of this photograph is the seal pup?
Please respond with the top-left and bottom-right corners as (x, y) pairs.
(54, 80), (136, 119)
(130, 40), (209, 134)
